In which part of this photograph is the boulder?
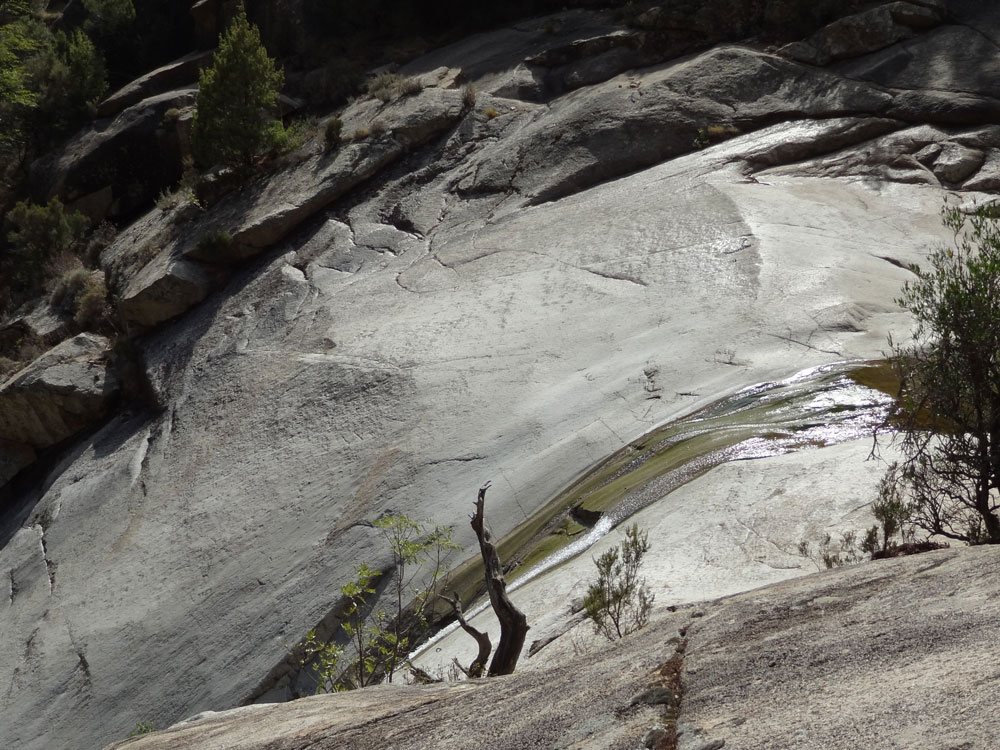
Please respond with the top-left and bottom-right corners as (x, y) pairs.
(961, 148), (1000, 191)
(119, 254), (219, 328)
(928, 142), (986, 183)
(452, 46), (893, 207)
(838, 25), (1000, 101)
(181, 87), (466, 265)
(811, 5), (915, 62)
(96, 51), (213, 119)
(0, 333), (118, 449)
(29, 88), (197, 221)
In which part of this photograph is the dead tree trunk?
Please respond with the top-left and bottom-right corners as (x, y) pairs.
(440, 592), (491, 678)
(470, 481), (528, 676)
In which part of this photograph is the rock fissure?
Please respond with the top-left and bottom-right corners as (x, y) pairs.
(34, 524), (55, 595)
(767, 331), (844, 358)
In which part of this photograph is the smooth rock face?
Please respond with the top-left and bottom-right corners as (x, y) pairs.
(4, 4), (1000, 750)
(101, 546), (1000, 750)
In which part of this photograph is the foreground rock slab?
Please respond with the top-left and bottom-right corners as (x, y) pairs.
(104, 546), (1000, 750)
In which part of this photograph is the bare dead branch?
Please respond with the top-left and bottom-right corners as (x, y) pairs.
(470, 481), (528, 676)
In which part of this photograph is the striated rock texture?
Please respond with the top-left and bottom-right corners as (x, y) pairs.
(2, 2), (1000, 749)
(102, 546), (1000, 750)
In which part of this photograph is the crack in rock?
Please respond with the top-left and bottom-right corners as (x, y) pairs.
(34, 524), (55, 595)
(427, 454), (487, 465)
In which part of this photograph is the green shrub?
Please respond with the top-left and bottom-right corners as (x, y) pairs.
(195, 230), (232, 256)
(49, 267), (107, 330)
(73, 277), (107, 328)
(4, 198), (89, 286)
(324, 117), (343, 146)
(366, 72), (421, 103)
(367, 72), (402, 102)
(161, 106), (182, 125)
(584, 524), (654, 641)
(462, 83), (477, 109)
(49, 267), (91, 310)
(300, 514), (457, 691)
(83, 0), (136, 36)
(192, 3), (284, 170)
(128, 721), (155, 737)
(27, 28), (108, 135)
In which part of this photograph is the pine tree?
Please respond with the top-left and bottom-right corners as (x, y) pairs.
(192, 3), (283, 170)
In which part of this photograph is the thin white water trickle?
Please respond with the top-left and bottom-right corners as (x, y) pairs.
(410, 362), (894, 663)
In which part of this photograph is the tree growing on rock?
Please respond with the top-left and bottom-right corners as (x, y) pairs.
(882, 203), (1000, 544)
(192, 3), (283, 171)
(584, 523), (653, 640)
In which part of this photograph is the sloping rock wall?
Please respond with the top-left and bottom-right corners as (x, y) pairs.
(2, 3), (999, 749)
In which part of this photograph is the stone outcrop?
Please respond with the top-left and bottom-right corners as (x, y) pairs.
(110, 85), (467, 328)
(0, 334), (118, 484)
(29, 88), (197, 222)
(96, 51), (213, 119)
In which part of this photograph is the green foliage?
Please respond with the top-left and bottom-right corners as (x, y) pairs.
(885, 203), (1000, 544)
(584, 524), (654, 641)
(0, 5), (45, 151)
(302, 514), (458, 691)
(195, 230), (232, 256)
(128, 721), (155, 737)
(300, 629), (346, 694)
(798, 531), (863, 570)
(461, 83), (476, 110)
(862, 463), (913, 555)
(0, 2), (39, 130)
(83, 0), (136, 36)
(192, 3), (284, 170)
(366, 72), (421, 103)
(324, 117), (343, 147)
(4, 198), (89, 286)
(26, 28), (108, 136)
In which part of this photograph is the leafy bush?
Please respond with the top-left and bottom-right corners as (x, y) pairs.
(301, 514), (457, 691)
(195, 230), (232, 256)
(192, 4), (284, 170)
(4, 198), (89, 287)
(861, 464), (913, 555)
(49, 267), (107, 329)
(366, 72), (421, 103)
(584, 524), (654, 641)
(798, 530), (863, 570)
(27, 28), (108, 135)
(324, 117), (343, 146)
(883, 203), (1000, 544)
(300, 628), (346, 694)
(128, 721), (155, 737)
